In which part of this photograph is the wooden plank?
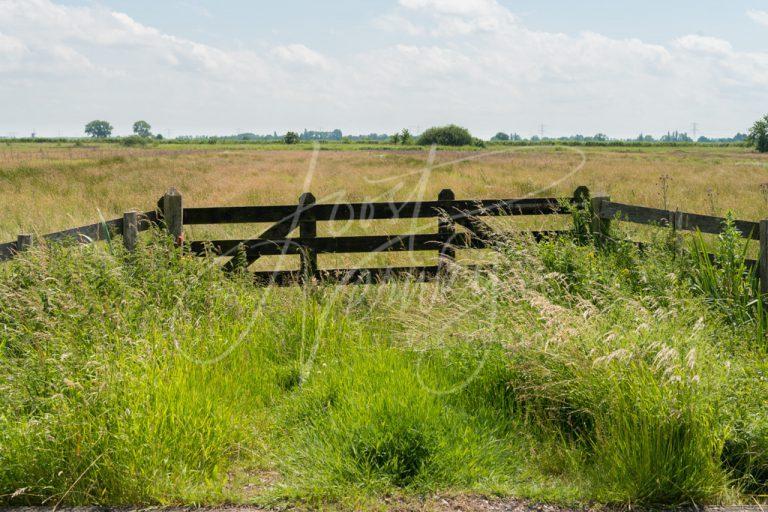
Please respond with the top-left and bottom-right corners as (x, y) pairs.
(591, 196), (611, 244)
(183, 197), (572, 225)
(600, 201), (759, 240)
(138, 210), (159, 232)
(190, 231), (568, 257)
(162, 188), (183, 244)
(438, 189), (456, 272)
(0, 241), (17, 261)
(16, 234), (33, 252)
(761, 220), (768, 296)
(42, 218), (123, 244)
(252, 264), (495, 287)
(123, 211), (139, 252)
(299, 192), (317, 279)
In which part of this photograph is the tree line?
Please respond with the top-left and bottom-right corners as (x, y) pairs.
(79, 115), (768, 152)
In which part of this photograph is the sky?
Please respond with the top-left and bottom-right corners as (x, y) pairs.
(1, 0), (768, 138)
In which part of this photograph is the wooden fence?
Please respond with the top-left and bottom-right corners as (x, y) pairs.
(2, 186), (768, 290)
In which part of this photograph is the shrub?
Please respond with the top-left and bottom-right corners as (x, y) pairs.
(120, 135), (149, 147)
(284, 131), (300, 144)
(416, 125), (473, 146)
(748, 115), (768, 153)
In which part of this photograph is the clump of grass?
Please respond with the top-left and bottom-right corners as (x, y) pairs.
(1, 225), (768, 508)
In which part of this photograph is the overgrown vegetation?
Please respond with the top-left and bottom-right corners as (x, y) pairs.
(417, 125), (474, 146)
(2, 216), (768, 508)
(749, 114), (768, 153)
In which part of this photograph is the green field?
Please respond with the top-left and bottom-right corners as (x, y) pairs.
(2, 143), (768, 509)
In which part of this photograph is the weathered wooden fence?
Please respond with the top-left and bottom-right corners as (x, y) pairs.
(2, 186), (767, 290)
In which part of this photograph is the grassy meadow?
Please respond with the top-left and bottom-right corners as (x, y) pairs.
(2, 142), (768, 508)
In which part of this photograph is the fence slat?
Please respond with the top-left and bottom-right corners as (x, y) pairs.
(591, 195), (611, 244)
(0, 241), (16, 261)
(760, 220), (768, 297)
(162, 188), (183, 245)
(44, 218), (123, 244)
(252, 265), (494, 287)
(299, 193), (317, 280)
(600, 201), (759, 240)
(183, 198), (571, 225)
(189, 231), (568, 257)
(16, 234), (32, 252)
(438, 189), (456, 272)
(123, 211), (139, 252)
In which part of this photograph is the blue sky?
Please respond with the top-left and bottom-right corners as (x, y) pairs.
(3, 0), (768, 138)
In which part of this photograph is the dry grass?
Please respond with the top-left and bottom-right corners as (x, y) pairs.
(2, 143), (767, 269)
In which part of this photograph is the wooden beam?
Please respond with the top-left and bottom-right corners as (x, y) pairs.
(162, 188), (183, 245)
(438, 189), (456, 272)
(123, 211), (139, 252)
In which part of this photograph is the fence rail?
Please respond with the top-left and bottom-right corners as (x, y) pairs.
(2, 186), (768, 290)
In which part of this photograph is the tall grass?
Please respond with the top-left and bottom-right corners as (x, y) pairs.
(1, 226), (768, 507)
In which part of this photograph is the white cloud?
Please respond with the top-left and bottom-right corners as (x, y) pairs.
(0, 0), (765, 138)
(398, 0), (515, 36)
(675, 35), (733, 54)
(748, 9), (768, 27)
(271, 44), (331, 69)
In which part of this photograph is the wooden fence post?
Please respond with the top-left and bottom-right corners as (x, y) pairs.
(16, 234), (32, 253)
(573, 186), (590, 242)
(760, 220), (768, 297)
(299, 192), (317, 281)
(590, 195), (611, 245)
(123, 211), (138, 252)
(163, 188), (183, 245)
(438, 189), (456, 272)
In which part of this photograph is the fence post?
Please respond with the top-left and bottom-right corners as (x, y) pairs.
(760, 220), (768, 297)
(438, 189), (456, 272)
(16, 234), (32, 253)
(123, 211), (139, 252)
(162, 188), (183, 246)
(573, 186), (590, 242)
(590, 194), (611, 245)
(299, 192), (317, 281)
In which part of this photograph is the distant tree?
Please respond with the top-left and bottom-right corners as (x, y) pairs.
(530, 135), (541, 143)
(510, 133), (522, 141)
(390, 133), (401, 144)
(748, 115), (768, 153)
(155, 133), (164, 141)
(491, 132), (510, 141)
(84, 120), (113, 138)
(593, 133), (608, 142)
(284, 131), (300, 144)
(133, 120), (152, 137)
(417, 125), (473, 146)
(400, 129), (412, 145)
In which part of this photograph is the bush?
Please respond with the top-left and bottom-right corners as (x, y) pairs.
(748, 115), (768, 153)
(284, 131), (300, 144)
(416, 125), (473, 146)
(120, 135), (149, 147)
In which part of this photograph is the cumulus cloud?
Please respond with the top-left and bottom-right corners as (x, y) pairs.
(397, 0), (515, 35)
(271, 44), (331, 69)
(748, 9), (768, 27)
(675, 35), (733, 54)
(0, 0), (766, 137)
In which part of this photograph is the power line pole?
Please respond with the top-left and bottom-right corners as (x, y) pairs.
(539, 123), (546, 139)
(692, 122), (698, 140)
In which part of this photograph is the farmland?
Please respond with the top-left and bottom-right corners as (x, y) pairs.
(2, 142), (768, 509)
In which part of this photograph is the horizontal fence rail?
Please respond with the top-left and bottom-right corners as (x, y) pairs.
(0, 211), (157, 261)
(182, 198), (572, 225)
(599, 201), (760, 240)
(2, 185), (768, 290)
